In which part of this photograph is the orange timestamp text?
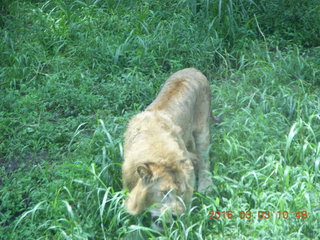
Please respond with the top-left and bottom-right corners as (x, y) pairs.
(208, 210), (308, 220)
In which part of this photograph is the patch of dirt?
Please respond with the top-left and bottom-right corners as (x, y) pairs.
(0, 151), (55, 175)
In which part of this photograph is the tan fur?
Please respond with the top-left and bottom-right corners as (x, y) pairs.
(122, 68), (213, 220)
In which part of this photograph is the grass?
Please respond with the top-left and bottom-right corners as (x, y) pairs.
(0, 0), (320, 239)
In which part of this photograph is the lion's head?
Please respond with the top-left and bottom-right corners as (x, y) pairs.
(125, 160), (195, 230)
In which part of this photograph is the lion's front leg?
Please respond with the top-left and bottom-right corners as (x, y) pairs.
(197, 159), (213, 193)
(193, 128), (213, 193)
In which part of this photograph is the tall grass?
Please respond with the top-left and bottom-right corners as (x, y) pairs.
(1, 0), (320, 239)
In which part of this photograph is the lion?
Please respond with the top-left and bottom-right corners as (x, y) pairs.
(122, 68), (213, 230)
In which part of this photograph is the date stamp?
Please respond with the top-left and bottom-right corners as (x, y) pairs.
(208, 210), (308, 220)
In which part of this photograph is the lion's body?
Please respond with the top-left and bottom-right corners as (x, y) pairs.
(122, 68), (212, 220)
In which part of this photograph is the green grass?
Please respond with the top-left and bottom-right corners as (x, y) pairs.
(1, 0), (320, 239)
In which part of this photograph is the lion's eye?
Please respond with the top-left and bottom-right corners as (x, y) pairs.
(161, 191), (169, 196)
(161, 190), (173, 200)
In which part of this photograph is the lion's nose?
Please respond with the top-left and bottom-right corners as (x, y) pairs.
(173, 202), (185, 215)
(172, 214), (178, 221)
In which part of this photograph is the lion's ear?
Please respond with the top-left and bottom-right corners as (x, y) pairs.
(137, 163), (154, 183)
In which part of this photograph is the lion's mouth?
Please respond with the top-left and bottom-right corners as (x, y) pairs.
(152, 216), (159, 222)
(151, 215), (178, 231)
(152, 214), (177, 222)
(151, 216), (163, 231)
